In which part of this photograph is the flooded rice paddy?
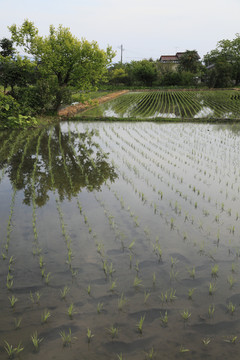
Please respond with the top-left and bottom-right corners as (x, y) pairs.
(81, 90), (240, 120)
(1, 122), (240, 359)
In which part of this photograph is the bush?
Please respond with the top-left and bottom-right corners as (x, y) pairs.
(0, 92), (19, 121)
(0, 92), (37, 129)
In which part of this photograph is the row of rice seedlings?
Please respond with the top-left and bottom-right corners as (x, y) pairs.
(111, 124), (237, 258)
(109, 92), (146, 114)
(48, 128), (76, 277)
(2, 133), (45, 355)
(174, 91), (197, 118)
(132, 125), (239, 232)
(31, 130), (52, 284)
(134, 92), (159, 118)
(102, 125), (232, 260)
(2, 132), (38, 295)
(143, 91), (161, 118)
(179, 91), (203, 115)
(129, 92), (153, 117)
(158, 124), (239, 204)
(68, 124), (239, 354)
(61, 125), (121, 291)
(200, 91), (240, 117)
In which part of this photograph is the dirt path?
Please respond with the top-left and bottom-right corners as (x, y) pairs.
(58, 90), (129, 118)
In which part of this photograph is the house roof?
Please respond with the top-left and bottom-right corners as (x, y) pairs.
(160, 51), (200, 62)
(160, 55), (178, 61)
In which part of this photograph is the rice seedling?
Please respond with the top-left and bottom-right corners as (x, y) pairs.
(87, 284), (91, 295)
(133, 276), (143, 288)
(6, 279), (13, 291)
(181, 309), (191, 322)
(102, 260), (108, 277)
(59, 328), (76, 347)
(152, 272), (156, 286)
(39, 256), (44, 269)
(8, 295), (18, 308)
(208, 304), (215, 318)
(108, 262), (115, 277)
(97, 302), (103, 314)
(41, 309), (51, 324)
(45, 272), (51, 285)
(14, 317), (22, 330)
(227, 302), (236, 315)
(170, 269), (179, 280)
(153, 243), (162, 261)
(107, 326), (118, 339)
(118, 293), (127, 311)
(144, 291), (151, 304)
(223, 335), (237, 344)
(110, 280), (117, 292)
(67, 303), (77, 319)
(144, 347), (156, 359)
(9, 256), (15, 265)
(228, 275), (236, 289)
(209, 282), (216, 295)
(160, 311), (168, 327)
(4, 341), (24, 359)
(35, 291), (41, 303)
(31, 331), (43, 351)
(41, 268), (45, 278)
(202, 338), (211, 345)
(188, 266), (195, 279)
(128, 239), (135, 251)
(116, 353), (124, 360)
(211, 264), (219, 277)
(179, 345), (190, 353)
(87, 328), (94, 343)
(135, 260), (140, 274)
(134, 216), (139, 226)
(188, 288), (196, 300)
(60, 286), (70, 299)
(170, 256), (179, 267)
(231, 263), (237, 273)
(136, 314), (145, 334)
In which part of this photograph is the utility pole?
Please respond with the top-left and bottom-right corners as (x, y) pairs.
(120, 44), (124, 64)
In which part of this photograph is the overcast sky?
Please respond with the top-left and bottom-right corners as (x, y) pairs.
(1, 0), (239, 63)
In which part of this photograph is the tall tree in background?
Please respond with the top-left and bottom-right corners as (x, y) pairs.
(204, 34), (240, 87)
(0, 38), (15, 58)
(8, 20), (115, 110)
(178, 50), (201, 73)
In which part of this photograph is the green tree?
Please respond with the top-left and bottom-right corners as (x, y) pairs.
(204, 34), (240, 87)
(127, 60), (157, 86)
(0, 38), (15, 57)
(0, 55), (36, 94)
(178, 50), (201, 73)
(9, 20), (115, 110)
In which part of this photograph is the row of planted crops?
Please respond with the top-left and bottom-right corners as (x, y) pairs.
(1, 120), (240, 359)
(80, 90), (240, 120)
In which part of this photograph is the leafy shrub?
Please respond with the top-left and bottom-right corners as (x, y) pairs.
(0, 92), (19, 121)
(0, 92), (37, 129)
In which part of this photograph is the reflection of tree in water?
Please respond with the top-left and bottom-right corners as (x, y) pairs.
(0, 125), (118, 206)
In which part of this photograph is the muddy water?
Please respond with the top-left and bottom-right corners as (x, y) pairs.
(1, 122), (240, 359)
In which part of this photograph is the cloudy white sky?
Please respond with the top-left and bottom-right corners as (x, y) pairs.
(1, 0), (239, 63)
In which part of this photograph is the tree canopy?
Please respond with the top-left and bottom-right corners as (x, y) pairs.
(178, 50), (201, 73)
(7, 20), (115, 110)
(204, 33), (240, 86)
